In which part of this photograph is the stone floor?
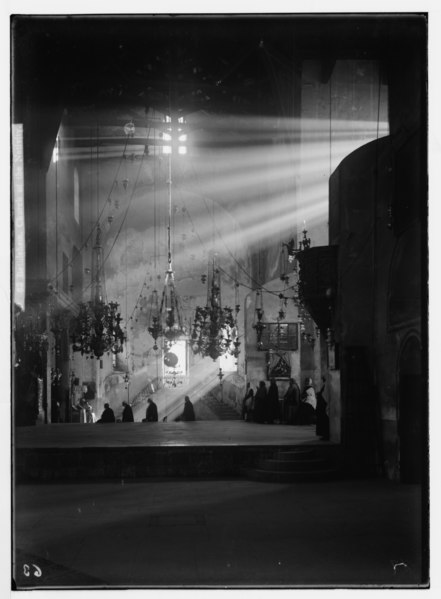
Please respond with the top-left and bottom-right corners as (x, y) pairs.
(14, 420), (323, 448)
(11, 422), (429, 589)
(13, 476), (426, 589)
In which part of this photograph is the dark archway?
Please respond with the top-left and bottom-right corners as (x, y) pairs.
(398, 334), (426, 483)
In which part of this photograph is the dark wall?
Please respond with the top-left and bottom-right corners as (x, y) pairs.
(329, 89), (425, 480)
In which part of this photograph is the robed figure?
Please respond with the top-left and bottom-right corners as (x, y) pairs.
(253, 381), (267, 424)
(182, 396), (195, 421)
(122, 401), (134, 422)
(267, 378), (280, 423)
(315, 376), (330, 440)
(144, 398), (158, 422)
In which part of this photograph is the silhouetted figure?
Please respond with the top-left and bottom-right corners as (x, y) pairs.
(97, 403), (115, 423)
(122, 401), (134, 422)
(267, 378), (280, 423)
(182, 396), (195, 421)
(245, 389), (255, 422)
(315, 376), (330, 440)
(253, 381), (267, 423)
(297, 377), (316, 425)
(143, 398), (158, 422)
(284, 378), (300, 424)
(241, 382), (253, 421)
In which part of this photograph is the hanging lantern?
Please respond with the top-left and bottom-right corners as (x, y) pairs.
(277, 293), (286, 321)
(71, 225), (125, 365)
(123, 371), (130, 389)
(160, 260), (187, 348)
(252, 289), (266, 350)
(147, 290), (162, 350)
(234, 282), (241, 316)
(147, 139), (186, 350)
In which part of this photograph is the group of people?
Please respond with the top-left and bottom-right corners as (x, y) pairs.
(241, 376), (329, 440)
(95, 395), (196, 424)
(241, 380), (280, 424)
(91, 379), (329, 440)
(96, 398), (156, 424)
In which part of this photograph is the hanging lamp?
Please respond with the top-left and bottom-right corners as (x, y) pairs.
(252, 288), (266, 350)
(147, 127), (186, 350)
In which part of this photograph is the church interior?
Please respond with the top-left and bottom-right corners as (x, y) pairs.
(11, 14), (428, 589)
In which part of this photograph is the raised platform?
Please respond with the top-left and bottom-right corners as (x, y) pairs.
(14, 421), (341, 481)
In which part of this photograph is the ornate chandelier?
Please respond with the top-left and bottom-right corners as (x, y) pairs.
(190, 258), (240, 361)
(71, 224), (125, 365)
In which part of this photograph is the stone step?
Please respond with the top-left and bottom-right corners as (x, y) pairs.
(275, 449), (318, 461)
(260, 457), (329, 472)
(246, 467), (338, 483)
(203, 399), (241, 420)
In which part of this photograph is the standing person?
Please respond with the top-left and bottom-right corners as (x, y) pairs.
(96, 402), (115, 423)
(267, 378), (280, 424)
(253, 381), (267, 424)
(182, 396), (195, 421)
(143, 398), (158, 422)
(315, 376), (330, 440)
(241, 382), (253, 421)
(73, 397), (87, 423)
(245, 388), (255, 422)
(284, 378), (300, 424)
(122, 400), (134, 422)
(298, 377), (317, 425)
(82, 398), (95, 423)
